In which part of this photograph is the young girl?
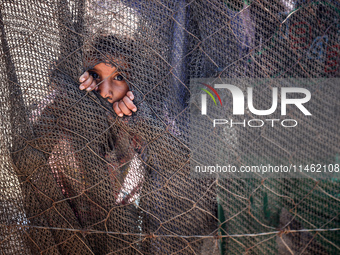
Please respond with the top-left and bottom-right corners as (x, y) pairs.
(23, 35), (146, 253)
(79, 35), (137, 117)
(77, 35), (145, 206)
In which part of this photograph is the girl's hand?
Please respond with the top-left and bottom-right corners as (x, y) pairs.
(113, 91), (137, 117)
(79, 71), (98, 91)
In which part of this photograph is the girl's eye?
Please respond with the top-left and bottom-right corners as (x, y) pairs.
(89, 71), (99, 79)
(114, 74), (124, 81)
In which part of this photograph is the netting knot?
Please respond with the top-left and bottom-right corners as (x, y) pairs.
(278, 228), (290, 238)
(215, 233), (222, 240)
(142, 233), (156, 242)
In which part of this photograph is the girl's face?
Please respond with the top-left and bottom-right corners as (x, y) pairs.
(88, 62), (128, 103)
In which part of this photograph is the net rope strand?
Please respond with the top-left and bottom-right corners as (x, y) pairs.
(1, 224), (340, 238)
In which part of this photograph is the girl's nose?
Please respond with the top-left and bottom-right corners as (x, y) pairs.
(98, 79), (112, 100)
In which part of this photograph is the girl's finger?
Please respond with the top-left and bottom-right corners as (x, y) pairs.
(113, 102), (124, 117)
(118, 101), (132, 116)
(122, 96), (137, 112)
(79, 71), (89, 83)
(86, 80), (97, 91)
(79, 74), (93, 90)
(126, 91), (134, 100)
